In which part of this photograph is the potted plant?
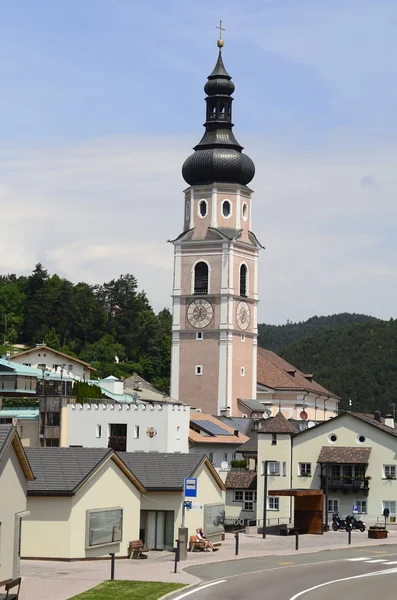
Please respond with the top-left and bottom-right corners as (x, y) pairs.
(301, 472), (310, 477)
(385, 475), (395, 480)
(368, 525), (388, 539)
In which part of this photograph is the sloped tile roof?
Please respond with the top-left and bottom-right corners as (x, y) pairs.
(350, 412), (397, 437)
(225, 471), (257, 489)
(318, 446), (372, 464)
(217, 417), (254, 436)
(189, 413), (249, 445)
(0, 424), (12, 463)
(258, 412), (299, 434)
(26, 448), (112, 495)
(119, 452), (205, 491)
(257, 348), (339, 399)
(236, 431), (258, 453)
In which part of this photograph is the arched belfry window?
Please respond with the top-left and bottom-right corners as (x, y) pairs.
(194, 262), (209, 295)
(240, 264), (247, 297)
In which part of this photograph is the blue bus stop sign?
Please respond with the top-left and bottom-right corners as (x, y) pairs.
(184, 477), (197, 498)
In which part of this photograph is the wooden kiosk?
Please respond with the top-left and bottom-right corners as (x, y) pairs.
(269, 489), (324, 535)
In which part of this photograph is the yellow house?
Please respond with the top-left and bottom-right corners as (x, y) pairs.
(252, 411), (397, 528)
(22, 448), (144, 560)
(0, 425), (34, 585)
(119, 452), (226, 551)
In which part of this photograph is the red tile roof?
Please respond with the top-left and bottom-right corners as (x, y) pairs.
(257, 348), (339, 399)
(225, 471), (257, 489)
(318, 446), (372, 464)
(258, 411), (299, 434)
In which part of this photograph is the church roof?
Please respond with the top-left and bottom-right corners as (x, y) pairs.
(257, 348), (339, 399)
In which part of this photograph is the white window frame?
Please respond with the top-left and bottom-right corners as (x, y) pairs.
(134, 425), (140, 439)
(328, 499), (339, 513)
(355, 499), (367, 514)
(196, 331), (204, 340)
(241, 367), (245, 376)
(266, 461), (280, 476)
(234, 490), (244, 502)
(208, 452), (214, 464)
(271, 434), (277, 446)
(267, 496), (280, 511)
(96, 425), (102, 438)
(383, 500), (397, 514)
(195, 365), (203, 375)
(282, 462), (287, 477)
(197, 198), (208, 219)
(383, 465), (396, 479)
(242, 201), (248, 221)
(299, 463), (312, 477)
(221, 199), (232, 219)
(241, 333), (245, 342)
(85, 507), (123, 548)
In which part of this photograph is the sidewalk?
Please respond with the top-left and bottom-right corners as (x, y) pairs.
(19, 529), (397, 600)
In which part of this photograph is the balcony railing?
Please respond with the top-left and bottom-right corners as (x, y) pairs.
(320, 475), (371, 494)
(193, 287), (208, 295)
(108, 436), (127, 452)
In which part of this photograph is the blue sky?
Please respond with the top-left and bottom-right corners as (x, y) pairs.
(1, 0), (397, 323)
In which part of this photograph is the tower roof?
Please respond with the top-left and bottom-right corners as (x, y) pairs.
(182, 35), (255, 187)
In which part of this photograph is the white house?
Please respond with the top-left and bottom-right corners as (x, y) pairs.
(0, 425), (34, 583)
(61, 401), (190, 453)
(11, 345), (95, 381)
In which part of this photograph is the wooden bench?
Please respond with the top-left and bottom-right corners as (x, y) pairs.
(128, 540), (150, 559)
(0, 578), (22, 600)
(188, 535), (222, 552)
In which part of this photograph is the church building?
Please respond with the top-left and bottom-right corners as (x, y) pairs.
(170, 35), (261, 417)
(170, 34), (338, 421)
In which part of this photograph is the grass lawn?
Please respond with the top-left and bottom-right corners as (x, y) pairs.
(67, 580), (186, 600)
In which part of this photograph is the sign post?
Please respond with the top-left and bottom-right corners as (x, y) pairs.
(353, 505), (359, 514)
(182, 478), (197, 526)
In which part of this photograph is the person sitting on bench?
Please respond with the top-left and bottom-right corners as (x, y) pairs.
(196, 528), (218, 552)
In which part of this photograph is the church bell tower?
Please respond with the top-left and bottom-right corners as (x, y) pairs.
(170, 32), (262, 416)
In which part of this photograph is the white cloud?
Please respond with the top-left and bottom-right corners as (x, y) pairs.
(1, 132), (396, 323)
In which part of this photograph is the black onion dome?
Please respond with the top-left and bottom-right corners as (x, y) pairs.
(182, 47), (255, 187)
(183, 148), (255, 186)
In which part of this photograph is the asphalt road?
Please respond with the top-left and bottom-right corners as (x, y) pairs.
(177, 545), (397, 600)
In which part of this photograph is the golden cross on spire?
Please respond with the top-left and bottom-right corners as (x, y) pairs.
(216, 19), (225, 48)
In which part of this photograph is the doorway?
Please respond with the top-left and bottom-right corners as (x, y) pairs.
(140, 510), (174, 551)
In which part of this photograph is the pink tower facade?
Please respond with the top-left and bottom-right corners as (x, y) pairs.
(170, 39), (262, 416)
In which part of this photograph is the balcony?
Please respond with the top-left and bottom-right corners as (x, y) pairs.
(108, 436), (127, 452)
(320, 475), (371, 495)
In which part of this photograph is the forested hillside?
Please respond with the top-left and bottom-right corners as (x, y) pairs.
(279, 319), (397, 415)
(258, 313), (380, 352)
(0, 264), (171, 391)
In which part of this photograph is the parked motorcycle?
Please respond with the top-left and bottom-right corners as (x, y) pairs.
(332, 512), (352, 531)
(346, 514), (366, 532)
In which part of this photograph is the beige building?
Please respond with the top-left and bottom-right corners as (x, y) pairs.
(250, 411), (397, 529)
(22, 448), (144, 560)
(0, 425), (34, 584)
(256, 349), (339, 421)
(11, 345), (95, 381)
(121, 452), (226, 551)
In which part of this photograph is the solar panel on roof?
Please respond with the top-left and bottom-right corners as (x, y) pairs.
(191, 419), (232, 436)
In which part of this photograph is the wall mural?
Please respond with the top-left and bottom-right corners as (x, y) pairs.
(146, 427), (157, 438)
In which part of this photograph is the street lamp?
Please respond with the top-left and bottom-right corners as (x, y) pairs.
(262, 460), (269, 539)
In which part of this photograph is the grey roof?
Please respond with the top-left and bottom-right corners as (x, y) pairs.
(211, 227), (242, 240)
(217, 417), (254, 436)
(26, 448), (112, 496)
(238, 399), (269, 413)
(118, 452), (205, 491)
(0, 424), (12, 464)
(236, 431), (258, 454)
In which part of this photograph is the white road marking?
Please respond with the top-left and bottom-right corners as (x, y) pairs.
(383, 561), (397, 565)
(288, 567), (397, 600)
(366, 559), (389, 563)
(346, 557), (371, 561)
(173, 580), (226, 600)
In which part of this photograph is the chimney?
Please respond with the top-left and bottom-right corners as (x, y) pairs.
(234, 429), (239, 437)
(385, 414), (395, 429)
(374, 411), (381, 422)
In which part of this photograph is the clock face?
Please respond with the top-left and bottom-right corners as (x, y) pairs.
(237, 301), (250, 330)
(187, 299), (213, 328)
